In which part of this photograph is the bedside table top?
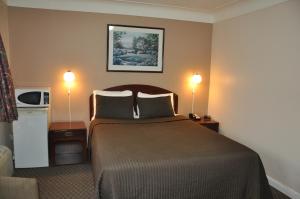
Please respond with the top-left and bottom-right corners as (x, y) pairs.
(192, 118), (219, 133)
(49, 121), (86, 131)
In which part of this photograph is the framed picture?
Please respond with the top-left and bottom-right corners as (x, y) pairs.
(107, 24), (165, 73)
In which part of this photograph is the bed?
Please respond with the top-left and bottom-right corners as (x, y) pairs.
(89, 84), (273, 199)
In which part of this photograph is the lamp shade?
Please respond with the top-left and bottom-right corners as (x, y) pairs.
(192, 73), (202, 84)
(64, 71), (75, 83)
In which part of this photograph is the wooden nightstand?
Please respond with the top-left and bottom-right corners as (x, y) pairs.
(193, 119), (219, 133)
(49, 121), (87, 166)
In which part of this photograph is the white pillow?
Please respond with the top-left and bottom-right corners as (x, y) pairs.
(92, 90), (133, 121)
(136, 92), (175, 118)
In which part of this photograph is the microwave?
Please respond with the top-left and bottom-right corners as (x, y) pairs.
(15, 88), (50, 108)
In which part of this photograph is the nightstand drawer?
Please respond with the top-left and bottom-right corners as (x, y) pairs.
(50, 129), (86, 139)
(62, 131), (74, 137)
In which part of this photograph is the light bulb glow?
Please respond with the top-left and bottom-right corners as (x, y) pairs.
(192, 73), (202, 84)
(64, 71), (75, 83)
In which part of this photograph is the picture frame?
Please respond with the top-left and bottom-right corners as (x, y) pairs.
(107, 24), (165, 73)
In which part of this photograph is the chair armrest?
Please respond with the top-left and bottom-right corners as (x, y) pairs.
(0, 145), (13, 177)
(0, 176), (39, 199)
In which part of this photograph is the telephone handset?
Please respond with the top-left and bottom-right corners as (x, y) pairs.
(189, 113), (201, 120)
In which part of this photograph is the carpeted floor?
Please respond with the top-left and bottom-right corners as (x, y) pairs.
(14, 163), (290, 199)
(15, 164), (95, 199)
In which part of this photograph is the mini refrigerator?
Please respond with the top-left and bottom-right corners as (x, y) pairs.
(13, 107), (49, 168)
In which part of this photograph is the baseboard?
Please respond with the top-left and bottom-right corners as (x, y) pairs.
(268, 176), (300, 199)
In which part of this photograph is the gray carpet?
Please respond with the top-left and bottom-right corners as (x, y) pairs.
(14, 164), (290, 199)
(14, 164), (95, 199)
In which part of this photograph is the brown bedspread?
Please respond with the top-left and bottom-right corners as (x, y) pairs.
(89, 116), (272, 199)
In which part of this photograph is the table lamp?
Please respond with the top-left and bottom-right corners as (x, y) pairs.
(189, 73), (202, 119)
(64, 70), (75, 124)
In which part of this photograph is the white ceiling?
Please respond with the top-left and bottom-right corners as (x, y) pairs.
(103, 0), (242, 12)
(6, 0), (288, 23)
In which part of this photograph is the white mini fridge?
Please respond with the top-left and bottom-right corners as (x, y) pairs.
(13, 108), (49, 168)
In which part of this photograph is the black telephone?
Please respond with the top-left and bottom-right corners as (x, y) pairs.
(189, 113), (201, 120)
(202, 115), (211, 121)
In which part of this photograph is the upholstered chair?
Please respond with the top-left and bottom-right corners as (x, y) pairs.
(0, 145), (39, 199)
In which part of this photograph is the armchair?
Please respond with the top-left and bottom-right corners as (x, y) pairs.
(0, 145), (39, 199)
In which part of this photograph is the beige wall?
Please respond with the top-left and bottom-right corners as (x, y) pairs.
(0, 0), (13, 149)
(209, 0), (300, 196)
(8, 7), (212, 125)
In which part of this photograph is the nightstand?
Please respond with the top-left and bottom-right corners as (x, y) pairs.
(49, 121), (87, 166)
(193, 119), (219, 133)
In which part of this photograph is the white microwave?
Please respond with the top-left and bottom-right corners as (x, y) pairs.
(15, 88), (50, 108)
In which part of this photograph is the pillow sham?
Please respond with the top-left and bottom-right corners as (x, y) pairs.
(137, 92), (174, 109)
(92, 90), (132, 120)
(136, 92), (175, 117)
(137, 96), (174, 119)
(95, 95), (134, 119)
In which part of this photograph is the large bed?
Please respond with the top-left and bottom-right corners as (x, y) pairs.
(89, 84), (273, 199)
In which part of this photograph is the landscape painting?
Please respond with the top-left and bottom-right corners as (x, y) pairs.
(107, 25), (164, 72)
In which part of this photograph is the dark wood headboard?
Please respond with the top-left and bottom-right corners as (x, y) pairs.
(89, 84), (178, 120)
